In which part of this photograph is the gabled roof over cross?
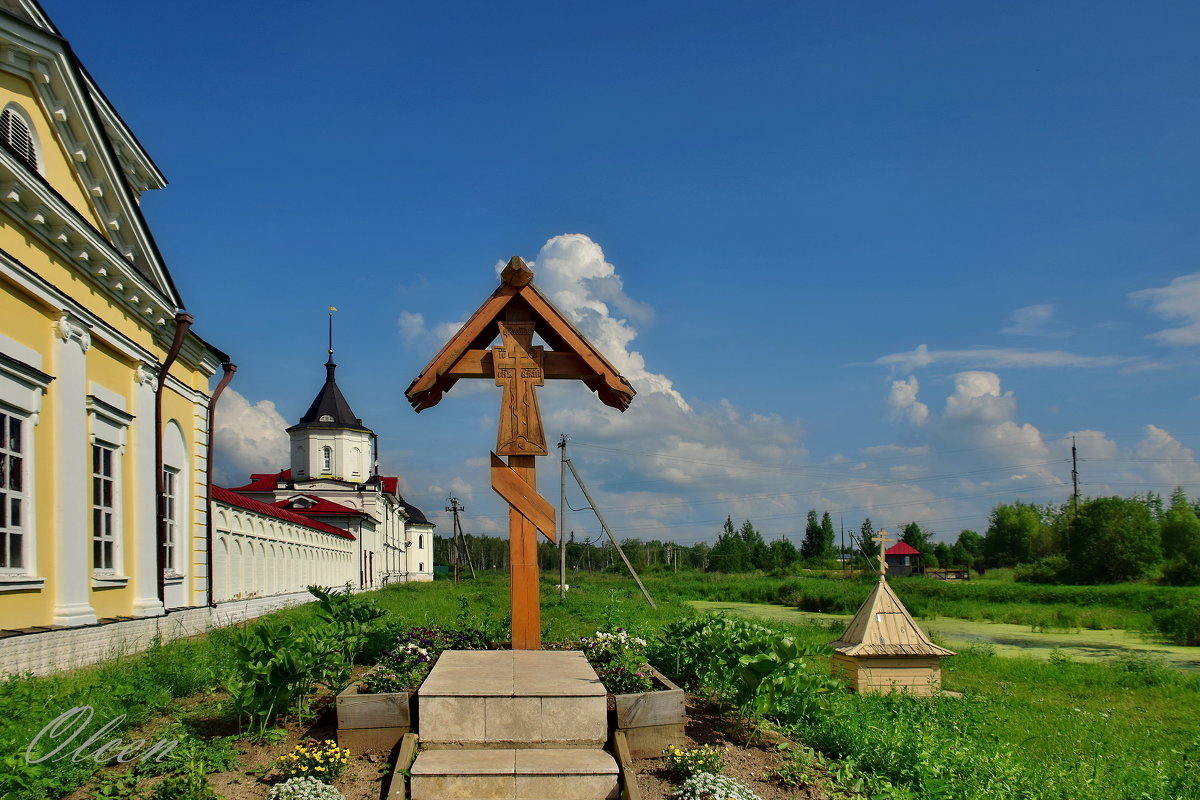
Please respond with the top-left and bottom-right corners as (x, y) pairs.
(405, 256), (636, 414)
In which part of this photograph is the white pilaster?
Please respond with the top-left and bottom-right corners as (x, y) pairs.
(51, 311), (97, 626)
(130, 363), (164, 617)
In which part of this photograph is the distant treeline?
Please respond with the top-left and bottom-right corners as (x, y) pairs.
(437, 488), (1200, 587)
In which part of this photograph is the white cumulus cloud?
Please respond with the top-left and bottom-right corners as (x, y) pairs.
(212, 389), (289, 486)
(888, 376), (929, 425)
(1131, 273), (1200, 346)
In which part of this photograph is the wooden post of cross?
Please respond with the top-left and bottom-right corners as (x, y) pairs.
(405, 258), (635, 649)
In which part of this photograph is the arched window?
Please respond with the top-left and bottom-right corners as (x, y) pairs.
(0, 106), (38, 173)
(321, 446), (332, 473)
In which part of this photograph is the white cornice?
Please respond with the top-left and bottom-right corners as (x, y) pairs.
(0, 15), (178, 306)
(0, 147), (173, 327)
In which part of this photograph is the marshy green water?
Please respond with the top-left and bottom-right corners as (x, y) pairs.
(688, 599), (1200, 671)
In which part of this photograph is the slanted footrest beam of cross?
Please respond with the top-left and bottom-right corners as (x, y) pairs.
(405, 257), (635, 649)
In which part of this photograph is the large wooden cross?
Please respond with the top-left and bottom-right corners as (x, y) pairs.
(405, 257), (635, 649)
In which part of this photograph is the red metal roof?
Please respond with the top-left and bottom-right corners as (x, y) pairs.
(886, 541), (922, 556)
(380, 476), (398, 496)
(275, 494), (368, 517)
(212, 486), (354, 540)
(229, 469), (291, 492)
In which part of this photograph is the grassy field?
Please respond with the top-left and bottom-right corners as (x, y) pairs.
(2, 571), (1198, 799)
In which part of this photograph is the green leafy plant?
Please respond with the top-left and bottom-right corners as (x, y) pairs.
(224, 620), (324, 737)
(148, 770), (218, 800)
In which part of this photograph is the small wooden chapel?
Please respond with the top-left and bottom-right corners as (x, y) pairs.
(829, 530), (954, 695)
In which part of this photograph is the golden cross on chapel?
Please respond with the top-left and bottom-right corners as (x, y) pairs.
(405, 257), (635, 649)
(872, 529), (895, 581)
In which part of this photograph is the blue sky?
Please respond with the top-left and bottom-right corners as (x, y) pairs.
(47, 1), (1200, 547)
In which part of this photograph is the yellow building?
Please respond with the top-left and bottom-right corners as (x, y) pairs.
(0, 1), (227, 630)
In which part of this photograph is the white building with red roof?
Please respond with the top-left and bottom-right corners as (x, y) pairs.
(209, 354), (433, 602)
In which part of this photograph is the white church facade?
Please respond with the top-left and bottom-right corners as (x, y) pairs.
(211, 355), (434, 602)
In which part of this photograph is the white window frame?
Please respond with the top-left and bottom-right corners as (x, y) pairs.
(321, 445), (332, 473)
(162, 466), (178, 573)
(0, 410), (27, 573)
(92, 441), (116, 572)
(87, 394), (132, 586)
(0, 341), (50, 590)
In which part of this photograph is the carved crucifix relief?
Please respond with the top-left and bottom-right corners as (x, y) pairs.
(493, 322), (546, 456)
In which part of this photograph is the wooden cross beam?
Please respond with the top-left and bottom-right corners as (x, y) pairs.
(405, 257), (635, 649)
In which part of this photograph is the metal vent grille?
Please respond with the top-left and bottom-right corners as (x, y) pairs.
(0, 108), (37, 172)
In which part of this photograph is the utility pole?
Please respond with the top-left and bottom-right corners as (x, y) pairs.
(1069, 435), (1079, 552)
(446, 496), (475, 583)
(840, 516), (846, 575)
(558, 434), (568, 600)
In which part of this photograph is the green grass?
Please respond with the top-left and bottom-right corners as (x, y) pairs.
(3, 572), (1197, 800)
(636, 570), (1200, 637)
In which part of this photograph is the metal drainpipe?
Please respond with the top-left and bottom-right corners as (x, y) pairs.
(156, 312), (193, 608)
(205, 362), (237, 606)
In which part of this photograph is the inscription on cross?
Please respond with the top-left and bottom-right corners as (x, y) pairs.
(493, 322), (546, 456)
(872, 530), (896, 580)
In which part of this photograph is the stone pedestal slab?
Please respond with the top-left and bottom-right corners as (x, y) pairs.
(419, 650), (607, 748)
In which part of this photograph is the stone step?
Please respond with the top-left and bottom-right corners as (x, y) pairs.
(419, 650), (607, 748)
(410, 748), (619, 800)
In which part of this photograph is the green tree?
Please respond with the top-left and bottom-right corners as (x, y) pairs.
(820, 512), (836, 560)
(740, 520), (770, 570)
(1160, 488), (1200, 585)
(983, 503), (1041, 567)
(708, 517), (748, 572)
(954, 529), (984, 566)
(1162, 488), (1200, 559)
(933, 542), (954, 568)
(855, 518), (877, 572)
(1069, 496), (1162, 583)
(800, 510), (822, 560)
(901, 522), (930, 554)
(767, 537), (799, 572)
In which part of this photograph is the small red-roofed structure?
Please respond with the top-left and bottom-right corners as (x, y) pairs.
(885, 540), (922, 577)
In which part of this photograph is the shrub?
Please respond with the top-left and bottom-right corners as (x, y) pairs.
(663, 744), (726, 779)
(274, 739), (350, 781)
(1014, 556), (1071, 584)
(1151, 598), (1200, 646)
(270, 776), (345, 800)
(671, 772), (761, 800)
(149, 771), (218, 800)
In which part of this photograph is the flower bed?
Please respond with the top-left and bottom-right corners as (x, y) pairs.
(336, 624), (490, 752)
(580, 628), (687, 758)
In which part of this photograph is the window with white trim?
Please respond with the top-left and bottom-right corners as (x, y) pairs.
(92, 443), (116, 571)
(0, 345), (50, 583)
(86, 393), (131, 580)
(0, 412), (25, 570)
(321, 446), (332, 473)
(162, 467), (178, 572)
(0, 105), (38, 173)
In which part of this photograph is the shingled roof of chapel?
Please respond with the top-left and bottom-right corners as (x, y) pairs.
(829, 578), (955, 657)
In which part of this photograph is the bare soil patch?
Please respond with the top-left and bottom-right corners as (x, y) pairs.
(631, 698), (828, 800)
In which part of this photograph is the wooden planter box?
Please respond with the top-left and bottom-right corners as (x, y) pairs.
(335, 679), (415, 753)
(609, 665), (685, 758)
